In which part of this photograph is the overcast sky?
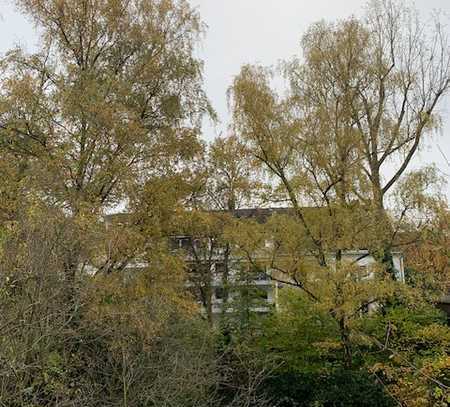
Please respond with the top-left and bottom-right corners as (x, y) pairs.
(1, 0), (449, 197)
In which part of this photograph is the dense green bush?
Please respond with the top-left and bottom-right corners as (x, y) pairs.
(264, 370), (395, 407)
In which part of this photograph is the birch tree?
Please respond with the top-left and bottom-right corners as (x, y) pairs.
(287, 0), (450, 274)
(0, 0), (211, 281)
(228, 0), (450, 368)
(229, 0), (450, 279)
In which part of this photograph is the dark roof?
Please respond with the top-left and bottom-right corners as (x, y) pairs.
(104, 207), (315, 225)
(229, 207), (296, 223)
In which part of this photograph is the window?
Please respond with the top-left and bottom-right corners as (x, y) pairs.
(215, 287), (225, 300)
(250, 265), (268, 281)
(180, 237), (192, 250)
(360, 302), (370, 314)
(358, 265), (371, 280)
(254, 287), (268, 300)
(169, 236), (193, 251)
(215, 262), (226, 274)
(239, 287), (268, 301)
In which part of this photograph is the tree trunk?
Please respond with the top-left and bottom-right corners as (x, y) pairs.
(371, 175), (397, 281)
(339, 317), (353, 369)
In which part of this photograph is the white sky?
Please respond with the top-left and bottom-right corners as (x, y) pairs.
(1, 0), (449, 198)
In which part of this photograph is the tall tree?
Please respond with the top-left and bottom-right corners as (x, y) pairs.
(229, 0), (450, 278)
(286, 0), (450, 274)
(0, 0), (211, 278)
(228, 0), (450, 368)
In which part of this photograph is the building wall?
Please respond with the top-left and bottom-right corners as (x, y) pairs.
(201, 250), (405, 316)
